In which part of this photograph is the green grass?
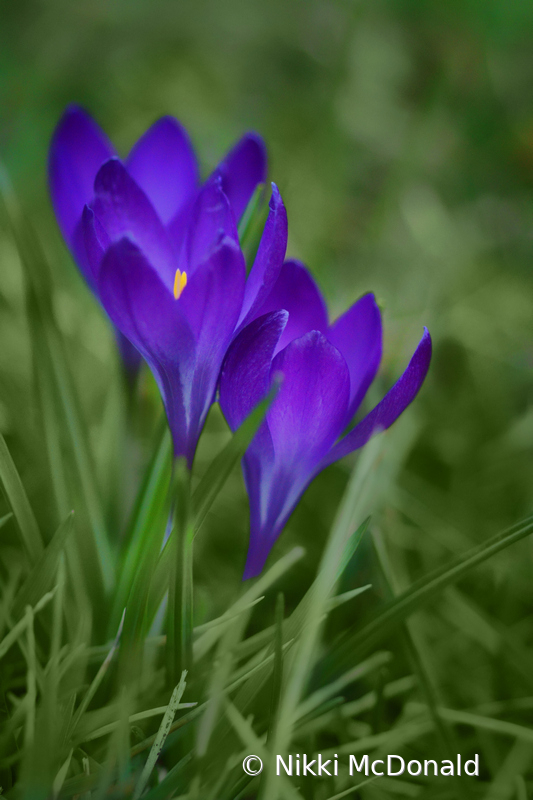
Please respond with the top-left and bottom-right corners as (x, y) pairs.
(2, 0), (533, 796)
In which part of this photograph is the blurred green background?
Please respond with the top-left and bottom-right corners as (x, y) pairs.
(2, 0), (533, 795)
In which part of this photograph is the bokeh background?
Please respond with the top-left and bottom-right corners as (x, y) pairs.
(2, 0), (533, 795)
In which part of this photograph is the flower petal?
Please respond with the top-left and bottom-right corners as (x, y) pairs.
(238, 184), (288, 328)
(91, 158), (177, 290)
(244, 329), (430, 578)
(76, 204), (111, 286)
(320, 328), (432, 468)
(327, 293), (382, 421)
(215, 133), (267, 221)
(268, 331), (350, 470)
(97, 237), (196, 461)
(180, 237), (246, 353)
(182, 178), (238, 274)
(177, 239), (247, 444)
(219, 311), (288, 578)
(220, 310), (288, 432)
(166, 196), (196, 257)
(77, 207), (143, 375)
(126, 116), (199, 225)
(49, 105), (114, 245)
(251, 259), (329, 355)
(116, 331), (143, 376)
(97, 237), (193, 371)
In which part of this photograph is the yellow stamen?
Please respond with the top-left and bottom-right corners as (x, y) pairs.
(173, 269), (187, 300)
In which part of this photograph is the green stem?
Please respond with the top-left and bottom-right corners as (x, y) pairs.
(167, 458), (194, 686)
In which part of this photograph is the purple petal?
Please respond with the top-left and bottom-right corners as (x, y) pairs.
(238, 184), (288, 328)
(242, 327), (429, 579)
(166, 195), (196, 257)
(178, 240), (246, 442)
(219, 311), (288, 432)
(97, 238), (196, 461)
(76, 204), (111, 286)
(327, 293), (382, 422)
(49, 105), (114, 245)
(219, 311), (289, 580)
(116, 331), (143, 377)
(268, 331), (350, 470)
(91, 159), (177, 290)
(215, 133), (267, 221)
(77, 207), (143, 376)
(126, 116), (199, 225)
(181, 237), (245, 349)
(320, 328), (432, 468)
(182, 178), (238, 275)
(242, 457), (310, 579)
(251, 259), (329, 355)
(97, 237), (194, 370)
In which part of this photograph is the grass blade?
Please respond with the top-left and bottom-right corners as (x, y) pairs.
(12, 513), (74, 620)
(325, 777), (379, 800)
(119, 464), (175, 678)
(269, 593), (284, 737)
(295, 651), (391, 722)
(0, 431), (43, 563)
(196, 607), (251, 758)
(435, 706), (533, 745)
(52, 749), (73, 800)
(237, 182), (265, 247)
(259, 436), (382, 799)
(23, 605), (37, 750)
(111, 424), (172, 634)
(140, 754), (192, 800)
(69, 610), (125, 737)
(343, 513), (533, 661)
(0, 588), (57, 661)
(132, 671), (188, 800)
(192, 546), (304, 663)
(0, 173), (115, 592)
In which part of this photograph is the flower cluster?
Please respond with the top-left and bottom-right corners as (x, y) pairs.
(49, 107), (431, 577)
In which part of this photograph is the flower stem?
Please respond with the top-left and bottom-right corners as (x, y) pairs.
(167, 458), (194, 686)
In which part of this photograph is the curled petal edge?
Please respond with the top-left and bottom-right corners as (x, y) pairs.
(318, 328), (432, 470)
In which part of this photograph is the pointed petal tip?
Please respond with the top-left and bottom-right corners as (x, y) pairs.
(54, 103), (92, 126)
(244, 130), (267, 162)
(242, 560), (261, 581)
(355, 291), (379, 311)
(212, 233), (241, 257)
(419, 325), (433, 359)
(82, 202), (93, 221)
(254, 308), (290, 336)
(242, 538), (272, 580)
(216, 131), (268, 220)
(150, 114), (182, 129)
(101, 234), (139, 263)
(93, 155), (123, 189)
(363, 292), (382, 321)
(49, 106), (115, 244)
(269, 182), (285, 210)
(49, 106), (106, 160)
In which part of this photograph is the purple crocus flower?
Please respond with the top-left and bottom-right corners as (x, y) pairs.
(48, 105), (268, 373)
(48, 106), (289, 465)
(219, 260), (432, 577)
